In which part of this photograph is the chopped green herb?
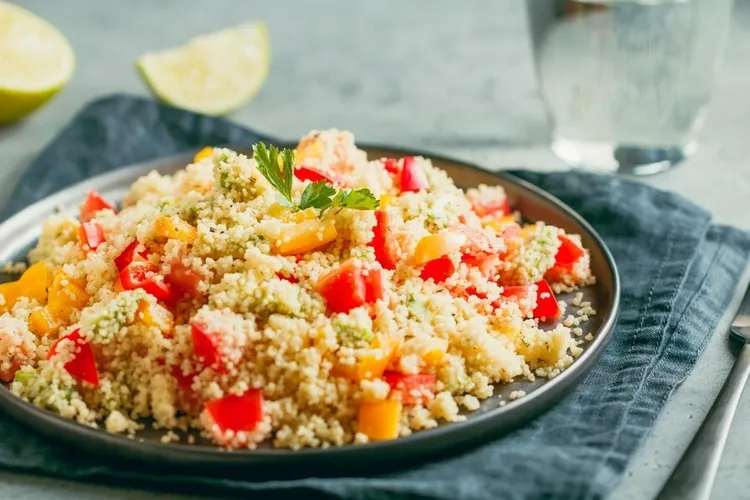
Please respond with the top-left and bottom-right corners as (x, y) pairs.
(252, 142), (378, 217)
(253, 142), (294, 207)
(13, 367), (35, 386)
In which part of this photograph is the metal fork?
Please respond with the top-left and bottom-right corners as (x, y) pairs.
(656, 286), (750, 500)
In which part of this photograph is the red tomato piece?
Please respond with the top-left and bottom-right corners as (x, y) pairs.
(191, 321), (221, 367)
(554, 234), (585, 268)
(420, 256), (455, 283)
(382, 158), (400, 175)
(316, 259), (368, 314)
(399, 156), (428, 193)
(276, 272), (299, 284)
(166, 260), (203, 297)
(501, 285), (530, 301)
(533, 280), (561, 320)
(47, 329), (99, 386)
(364, 268), (384, 304)
(81, 191), (116, 223)
(120, 261), (158, 290)
(382, 371), (436, 405)
(204, 389), (264, 433)
(142, 278), (176, 304)
(294, 165), (340, 184)
(79, 221), (105, 251)
(371, 209), (398, 270)
(171, 365), (196, 391)
(115, 240), (150, 271)
(470, 196), (511, 218)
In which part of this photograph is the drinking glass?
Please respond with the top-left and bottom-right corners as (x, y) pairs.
(526, 0), (734, 175)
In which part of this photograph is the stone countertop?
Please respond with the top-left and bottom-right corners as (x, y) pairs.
(1, 0), (749, 498)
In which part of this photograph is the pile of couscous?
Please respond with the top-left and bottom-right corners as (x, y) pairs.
(0, 130), (595, 449)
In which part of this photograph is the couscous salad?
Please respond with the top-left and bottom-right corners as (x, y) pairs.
(0, 130), (595, 449)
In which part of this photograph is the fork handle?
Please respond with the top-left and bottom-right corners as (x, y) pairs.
(657, 343), (750, 500)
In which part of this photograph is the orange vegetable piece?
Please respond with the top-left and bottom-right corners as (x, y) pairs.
(0, 261), (53, 313)
(358, 400), (402, 441)
(154, 216), (197, 243)
(137, 300), (174, 334)
(193, 146), (214, 163)
(272, 220), (337, 256)
(413, 232), (467, 266)
(28, 306), (61, 336)
(47, 272), (89, 323)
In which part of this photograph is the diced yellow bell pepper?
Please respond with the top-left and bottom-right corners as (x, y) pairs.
(358, 400), (402, 441)
(272, 220), (337, 256)
(379, 194), (393, 208)
(47, 272), (89, 323)
(294, 142), (323, 163)
(334, 335), (401, 381)
(285, 208), (318, 224)
(520, 223), (538, 238)
(0, 261), (53, 313)
(422, 348), (446, 366)
(485, 215), (520, 233)
(154, 216), (197, 243)
(193, 146), (213, 163)
(28, 306), (61, 336)
(136, 300), (174, 334)
(413, 231), (468, 265)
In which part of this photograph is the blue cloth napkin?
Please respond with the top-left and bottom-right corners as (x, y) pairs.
(1, 95), (749, 500)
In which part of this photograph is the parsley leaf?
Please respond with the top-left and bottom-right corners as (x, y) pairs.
(252, 141), (379, 216)
(253, 142), (294, 206)
(298, 181), (336, 211)
(331, 188), (379, 211)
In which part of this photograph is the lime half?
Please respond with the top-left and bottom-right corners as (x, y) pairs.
(137, 22), (270, 116)
(0, 2), (75, 124)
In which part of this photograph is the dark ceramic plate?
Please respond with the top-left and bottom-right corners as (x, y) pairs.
(0, 145), (619, 478)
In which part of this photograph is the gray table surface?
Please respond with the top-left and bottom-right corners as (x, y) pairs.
(2, 1), (749, 498)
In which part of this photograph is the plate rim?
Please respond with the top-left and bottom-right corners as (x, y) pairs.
(0, 143), (620, 467)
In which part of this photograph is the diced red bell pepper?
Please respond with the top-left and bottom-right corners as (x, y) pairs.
(120, 260), (176, 303)
(47, 329), (99, 386)
(171, 365), (196, 391)
(115, 240), (150, 271)
(191, 321), (221, 368)
(533, 279), (561, 320)
(120, 261), (158, 290)
(382, 371), (436, 405)
(470, 196), (511, 218)
(81, 191), (116, 223)
(79, 221), (105, 251)
(364, 269), (384, 304)
(204, 389), (264, 433)
(501, 284), (531, 301)
(371, 209), (398, 270)
(420, 255), (455, 283)
(276, 272), (299, 284)
(294, 165), (340, 185)
(382, 158), (400, 175)
(399, 156), (428, 193)
(142, 278), (176, 304)
(317, 259), (368, 314)
(166, 260), (203, 297)
(554, 234), (584, 268)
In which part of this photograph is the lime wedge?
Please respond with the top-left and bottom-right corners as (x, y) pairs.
(137, 22), (270, 116)
(0, 2), (75, 124)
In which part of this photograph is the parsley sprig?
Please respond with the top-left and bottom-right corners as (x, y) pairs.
(253, 142), (379, 216)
